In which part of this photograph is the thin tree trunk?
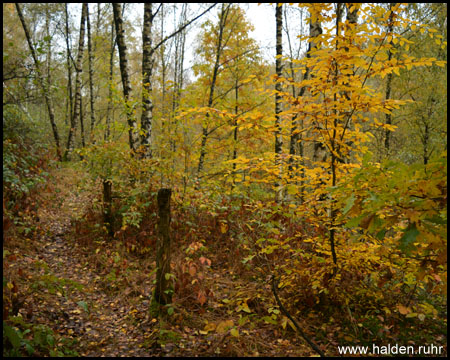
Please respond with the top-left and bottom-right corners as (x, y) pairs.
(384, 3), (396, 154)
(328, 3), (343, 268)
(197, 4), (230, 177)
(16, 3), (62, 161)
(274, 4), (283, 202)
(80, 90), (86, 148)
(113, 3), (138, 153)
(65, 3), (87, 161)
(64, 3), (73, 128)
(171, 4), (187, 154)
(86, 3), (96, 141)
(105, 19), (115, 142)
(232, 77), (239, 188)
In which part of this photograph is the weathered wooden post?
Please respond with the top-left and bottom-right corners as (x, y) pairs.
(154, 188), (173, 305)
(103, 179), (113, 236)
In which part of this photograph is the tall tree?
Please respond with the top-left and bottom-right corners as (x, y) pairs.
(140, 3), (217, 159)
(112, 3), (138, 153)
(64, 3), (74, 128)
(65, 3), (88, 160)
(384, 3), (396, 154)
(196, 4), (231, 177)
(86, 3), (96, 140)
(104, 17), (116, 142)
(274, 4), (284, 202)
(140, 3), (157, 158)
(170, 4), (188, 153)
(15, 3), (62, 161)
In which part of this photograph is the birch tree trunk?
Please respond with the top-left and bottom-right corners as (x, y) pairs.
(65, 3), (87, 161)
(16, 3), (62, 161)
(113, 3), (138, 153)
(140, 3), (155, 158)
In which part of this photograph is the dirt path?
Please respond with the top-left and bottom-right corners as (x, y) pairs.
(25, 165), (160, 356)
(7, 164), (316, 357)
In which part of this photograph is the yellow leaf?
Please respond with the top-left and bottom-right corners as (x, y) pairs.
(397, 304), (410, 315)
(230, 328), (239, 337)
(203, 322), (217, 332)
(216, 320), (234, 334)
(220, 222), (228, 234)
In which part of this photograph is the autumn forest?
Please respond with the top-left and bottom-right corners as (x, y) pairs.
(3, 3), (447, 357)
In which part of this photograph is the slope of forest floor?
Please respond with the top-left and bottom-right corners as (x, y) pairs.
(4, 163), (324, 357)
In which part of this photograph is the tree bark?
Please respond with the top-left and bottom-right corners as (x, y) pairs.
(274, 4), (284, 202)
(16, 3), (62, 161)
(64, 4), (73, 128)
(86, 3), (96, 141)
(140, 3), (155, 158)
(384, 3), (396, 154)
(65, 3), (88, 161)
(113, 3), (138, 153)
(155, 188), (173, 305)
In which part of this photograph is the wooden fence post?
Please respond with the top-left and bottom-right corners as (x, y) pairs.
(154, 188), (173, 305)
(103, 179), (113, 236)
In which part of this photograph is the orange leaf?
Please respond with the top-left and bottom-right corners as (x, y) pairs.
(398, 305), (410, 315)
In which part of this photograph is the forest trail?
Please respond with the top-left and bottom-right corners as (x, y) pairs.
(16, 165), (158, 356)
(6, 164), (317, 357)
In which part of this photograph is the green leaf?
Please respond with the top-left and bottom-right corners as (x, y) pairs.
(343, 194), (356, 215)
(25, 341), (35, 355)
(167, 307), (174, 315)
(398, 223), (419, 255)
(4, 323), (21, 349)
(376, 228), (387, 240)
(345, 214), (365, 228)
(77, 300), (89, 313)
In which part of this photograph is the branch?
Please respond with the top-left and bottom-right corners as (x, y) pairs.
(152, 4), (217, 53)
(271, 275), (325, 357)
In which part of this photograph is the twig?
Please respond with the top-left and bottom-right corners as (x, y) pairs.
(271, 275), (325, 357)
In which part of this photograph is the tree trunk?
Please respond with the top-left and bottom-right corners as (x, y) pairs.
(274, 4), (284, 202)
(171, 4), (187, 154)
(140, 3), (155, 158)
(16, 3), (62, 161)
(64, 4), (73, 128)
(113, 3), (138, 153)
(384, 3), (396, 154)
(197, 4), (230, 177)
(105, 19), (115, 142)
(86, 3), (96, 141)
(65, 3), (87, 161)
(155, 188), (173, 305)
